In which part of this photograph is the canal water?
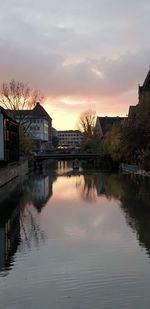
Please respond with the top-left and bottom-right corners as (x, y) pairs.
(0, 165), (150, 309)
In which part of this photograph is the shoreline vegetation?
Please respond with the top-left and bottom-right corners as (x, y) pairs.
(120, 163), (150, 178)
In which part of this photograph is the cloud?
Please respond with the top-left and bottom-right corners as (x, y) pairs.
(0, 0), (150, 128)
(0, 42), (149, 98)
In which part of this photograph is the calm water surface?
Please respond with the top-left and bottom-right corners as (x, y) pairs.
(0, 166), (150, 309)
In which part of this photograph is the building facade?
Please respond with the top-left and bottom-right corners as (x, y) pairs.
(0, 107), (19, 162)
(57, 130), (83, 149)
(13, 102), (52, 151)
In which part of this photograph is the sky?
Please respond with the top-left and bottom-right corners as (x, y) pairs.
(0, 0), (150, 129)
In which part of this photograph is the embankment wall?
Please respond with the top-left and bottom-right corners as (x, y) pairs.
(0, 160), (28, 187)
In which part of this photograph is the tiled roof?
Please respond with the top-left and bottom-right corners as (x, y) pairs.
(97, 116), (125, 135)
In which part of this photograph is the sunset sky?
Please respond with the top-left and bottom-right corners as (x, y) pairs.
(0, 0), (150, 129)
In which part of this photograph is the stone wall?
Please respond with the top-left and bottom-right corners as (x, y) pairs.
(0, 160), (28, 187)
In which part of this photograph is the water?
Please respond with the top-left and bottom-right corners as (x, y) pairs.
(0, 166), (150, 309)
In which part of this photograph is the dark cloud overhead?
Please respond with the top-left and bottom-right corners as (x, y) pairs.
(0, 0), (150, 128)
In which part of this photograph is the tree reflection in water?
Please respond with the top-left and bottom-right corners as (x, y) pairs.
(77, 172), (150, 256)
(20, 205), (47, 250)
(76, 174), (98, 202)
(1, 170), (150, 275)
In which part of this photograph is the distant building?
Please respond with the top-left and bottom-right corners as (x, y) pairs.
(52, 127), (57, 138)
(95, 116), (125, 139)
(57, 130), (83, 148)
(0, 107), (19, 162)
(12, 102), (52, 151)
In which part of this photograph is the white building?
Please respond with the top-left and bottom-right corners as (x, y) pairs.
(14, 102), (52, 150)
(26, 118), (49, 142)
(57, 130), (83, 149)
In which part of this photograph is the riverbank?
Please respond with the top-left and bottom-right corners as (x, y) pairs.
(0, 159), (28, 188)
(120, 163), (150, 177)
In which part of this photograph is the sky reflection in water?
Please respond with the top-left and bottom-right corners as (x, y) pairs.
(0, 170), (150, 308)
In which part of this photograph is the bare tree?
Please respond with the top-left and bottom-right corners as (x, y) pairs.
(78, 110), (96, 137)
(0, 79), (43, 126)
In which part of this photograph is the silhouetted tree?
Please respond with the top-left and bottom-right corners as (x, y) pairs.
(0, 79), (43, 154)
(78, 110), (100, 152)
(102, 99), (150, 167)
(120, 101), (150, 164)
(78, 110), (96, 137)
(0, 79), (43, 127)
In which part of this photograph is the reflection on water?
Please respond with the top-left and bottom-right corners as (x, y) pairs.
(0, 171), (57, 274)
(0, 205), (20, 273)
(76, 175), (98, 202)
(27, 172), (57, 212)
(0, 169), (150, 308)
(78, 172), (150, 255)
(0, 171), (150, 272)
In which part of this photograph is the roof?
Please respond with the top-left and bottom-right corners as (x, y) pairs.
(7, 102), (52, 120)
(11, 110), (32, 117)
(139, 70), (150, 93)
(32, 102), (52, 120)
(0, 106), (19, 125)
(97, 116), (125, 135)
(128, 106), (137, 117)
(0, 106), (8, 116)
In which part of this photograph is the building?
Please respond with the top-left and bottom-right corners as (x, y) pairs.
(128, 70), (150, 118)
(95, 116), (125, 139)
(139, 70), (150, 104)
(13, 102), (52, 151)
(57, 130), (83, 149)
(0, 107), (19, 162)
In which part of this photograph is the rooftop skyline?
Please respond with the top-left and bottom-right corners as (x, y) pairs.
(0, 0), (150, 129)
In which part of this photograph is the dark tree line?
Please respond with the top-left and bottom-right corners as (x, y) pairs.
(102, 101), (150, 170)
